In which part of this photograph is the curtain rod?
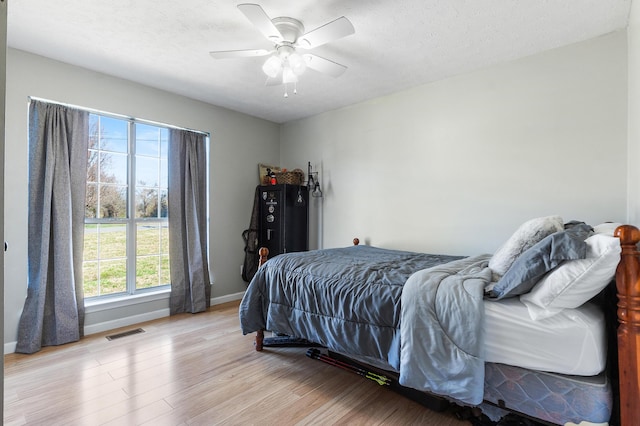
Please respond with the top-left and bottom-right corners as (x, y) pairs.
(28, 96), (211, 138)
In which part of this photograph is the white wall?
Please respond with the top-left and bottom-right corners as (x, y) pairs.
(628, 1), (640, 223)
(4, 49), (280, 346)
(281, 31), (628, 256)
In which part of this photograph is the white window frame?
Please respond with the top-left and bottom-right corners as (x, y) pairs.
(82, 110), (210, 302)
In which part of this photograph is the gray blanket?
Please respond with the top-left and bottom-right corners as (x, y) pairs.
(399, 254), (493, 405)
(239, 245), (463, 370)
(239, 246), (492, 404)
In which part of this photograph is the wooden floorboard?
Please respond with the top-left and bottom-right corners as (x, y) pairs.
(4, 301), (470, 425)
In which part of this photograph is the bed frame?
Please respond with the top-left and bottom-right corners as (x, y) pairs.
(613, 225), (640, 426)
(251, 227), (640, 426)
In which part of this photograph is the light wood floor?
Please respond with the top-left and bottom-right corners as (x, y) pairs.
(4, 301), (470, 426)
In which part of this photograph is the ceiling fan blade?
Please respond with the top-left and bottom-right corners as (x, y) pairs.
(297, 17), (355, 49)
(303, 54), (347, 77)
(209, 49), (271, 59)
(237, 3), (283, 42)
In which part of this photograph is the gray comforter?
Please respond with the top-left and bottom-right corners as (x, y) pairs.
(239, 245), (491, 404)
(400, 254), (493, 404)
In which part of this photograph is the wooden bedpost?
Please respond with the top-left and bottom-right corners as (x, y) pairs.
(614, 225), (640, 426)
(255, 330), (264, 352)
(255, 247), (269, 351)
(258, 247), (269, 268)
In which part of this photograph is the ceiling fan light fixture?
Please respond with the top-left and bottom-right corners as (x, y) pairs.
(282, 66), (298, 84)
(210, 4), (355, 96)
(262, 55), (282, 78)
(288, 53), (306, 75)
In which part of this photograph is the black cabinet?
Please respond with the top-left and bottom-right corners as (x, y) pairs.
(257, 184), (309, 256)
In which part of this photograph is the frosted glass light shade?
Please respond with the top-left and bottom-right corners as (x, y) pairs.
(262, 55), (282, 78)
(288, 53), (306, 75)
(282, 66), (298, 84)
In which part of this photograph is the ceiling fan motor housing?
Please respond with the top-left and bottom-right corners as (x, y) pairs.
(272, 17), (305, 45)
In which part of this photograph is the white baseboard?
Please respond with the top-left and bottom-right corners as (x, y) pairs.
(83, 308), (171, 336)
(85, 291), (244, 335)
(4, 291), (246, 355)
(211, 291), (245, 305)
(5, 341), (16, 354)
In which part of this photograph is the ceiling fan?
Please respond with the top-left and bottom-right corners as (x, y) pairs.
(209, 3), (355, 96)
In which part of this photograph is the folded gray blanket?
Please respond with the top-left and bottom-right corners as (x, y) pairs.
(400, 254), (493, 405)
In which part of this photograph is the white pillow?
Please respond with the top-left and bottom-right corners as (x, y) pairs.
(520, 233), (620, 320)
(489, 215), (564, 277)
(593, 222), (622, 236)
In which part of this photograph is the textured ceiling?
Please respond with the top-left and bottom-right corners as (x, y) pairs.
(7, 0), (632, 123)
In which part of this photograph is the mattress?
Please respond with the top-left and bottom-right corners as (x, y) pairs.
(484, 298), (606, 376)
(482, 363), (612, 425)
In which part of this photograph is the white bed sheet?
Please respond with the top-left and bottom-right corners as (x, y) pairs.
(484, 298), (606, 376)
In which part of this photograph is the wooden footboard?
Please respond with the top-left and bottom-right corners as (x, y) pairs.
(614, 225), (640, 426)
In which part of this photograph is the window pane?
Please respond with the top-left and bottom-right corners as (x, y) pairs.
(136, 256), (160, 289)
(160, 159), (168, 188)
(83, 225), (98, 261)
(99, 259), (127, 295)
(100, 152), (128, 185)
(136, 188), (158, 218)
(99, 116), (128, 153)
(136, 156), (159, 187)
(136, 124), (162, 156)
(87, 149), (99, 183)
(83, 224), (127, 297)
(83, 261), (99, 297)
(99, 224), (127, 258)
(137, 224), (160, 256)
(99, 185), (127, 218)
(160, 137), (168, 158)
(85, 183), (98, 218)
(136, 223), (170, 290)
(160, 255), (171, 285)
(89, 115), (99, 150)
(159, 189), (168, 218)
(161, 223), (169, 253)
(135, 255), (171, 289)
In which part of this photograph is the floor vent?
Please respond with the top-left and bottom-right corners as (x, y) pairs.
(106, 328), (145, 341)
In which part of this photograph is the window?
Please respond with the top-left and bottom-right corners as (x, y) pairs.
(83, 113), (170, 298)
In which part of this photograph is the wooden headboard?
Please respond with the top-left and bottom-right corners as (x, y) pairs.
(614, 225), (640, 426)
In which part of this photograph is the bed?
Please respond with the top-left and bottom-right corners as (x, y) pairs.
(239, 217), (640, 426)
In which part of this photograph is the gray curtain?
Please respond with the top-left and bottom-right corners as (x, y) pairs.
(16, 100), (89, 354)
(168, 129), (211, 314)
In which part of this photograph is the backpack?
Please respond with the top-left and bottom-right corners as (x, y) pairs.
(241, 186), (260, 282)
